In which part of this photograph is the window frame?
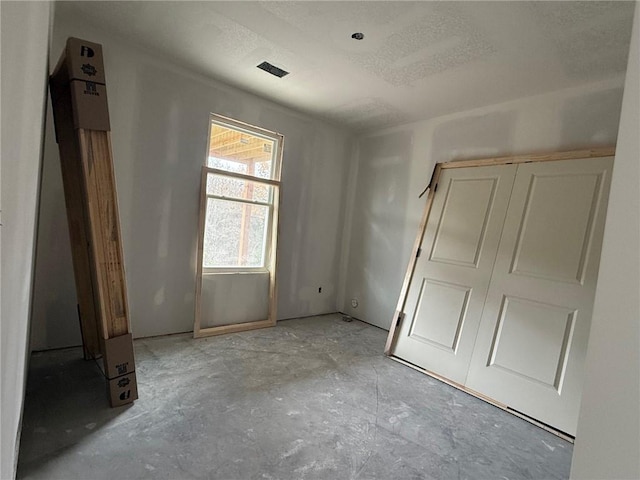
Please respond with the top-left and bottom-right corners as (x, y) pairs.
(194, 114), (283, 339)
(202, 114), (282, 272)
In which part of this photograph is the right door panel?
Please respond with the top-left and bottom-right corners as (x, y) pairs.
(465, 157), (613, 435)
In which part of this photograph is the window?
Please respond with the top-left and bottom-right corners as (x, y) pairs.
(200, 115), (282, 272)
(194, 114), (283, 337)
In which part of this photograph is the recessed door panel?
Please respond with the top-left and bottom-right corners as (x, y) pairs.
(408, 278), (471, 352)
(510, 172), (603, 284)
(430, 178), (497, 268)
(488, 295), (575, 391)
(392, 164), (517, 384)
(466, 157), (613, 435)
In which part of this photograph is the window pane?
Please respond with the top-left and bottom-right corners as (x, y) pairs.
(206, 173), (271, 204)
(207, 123), (275, 180)
(203, 198), (269, 268)
(207, 157), (247, 174)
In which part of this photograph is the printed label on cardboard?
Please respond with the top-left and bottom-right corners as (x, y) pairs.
(70, 80), (111, 131)
(103, 333), (135, 379)
(108, 372), (138, 407)
(66, 37), (106, 84)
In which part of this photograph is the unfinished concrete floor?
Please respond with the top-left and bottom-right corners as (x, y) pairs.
(18, 314), (572, 479)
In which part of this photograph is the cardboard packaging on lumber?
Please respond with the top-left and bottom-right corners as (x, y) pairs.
(50, 37), (137, 407)
(108, 372), (138, 407)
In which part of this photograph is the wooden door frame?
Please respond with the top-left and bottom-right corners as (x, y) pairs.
(384, 147), (615, 355)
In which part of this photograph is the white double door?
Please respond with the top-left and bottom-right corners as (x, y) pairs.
(393, 156), (613, 435)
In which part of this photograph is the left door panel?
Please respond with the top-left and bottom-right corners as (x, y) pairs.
(392, 164), (517, 384)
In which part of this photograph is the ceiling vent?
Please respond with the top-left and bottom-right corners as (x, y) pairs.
(257, 61), (289, 78)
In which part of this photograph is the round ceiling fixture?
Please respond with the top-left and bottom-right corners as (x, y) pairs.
(351, 32), (364, 40)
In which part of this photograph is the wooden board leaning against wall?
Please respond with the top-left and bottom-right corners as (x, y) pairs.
(49, 37), (137, 406)
(385, 147), (615, 438)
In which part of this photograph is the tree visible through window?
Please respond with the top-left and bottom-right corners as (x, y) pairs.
(202, 116), (281, 270)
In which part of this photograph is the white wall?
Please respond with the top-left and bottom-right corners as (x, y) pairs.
(200, 273), (269, 328)
(0, 2), (52, 478)
(31, 9), (352, 349)
(340, 77), (626, 330)
(571, 5), (640, 479)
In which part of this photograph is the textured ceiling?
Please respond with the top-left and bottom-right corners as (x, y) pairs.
(55, 1), (635, 132)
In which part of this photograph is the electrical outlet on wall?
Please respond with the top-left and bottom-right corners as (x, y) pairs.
(351, 298), (358, 308)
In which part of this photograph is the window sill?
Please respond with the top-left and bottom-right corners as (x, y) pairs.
(202, 269), (269, 276)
